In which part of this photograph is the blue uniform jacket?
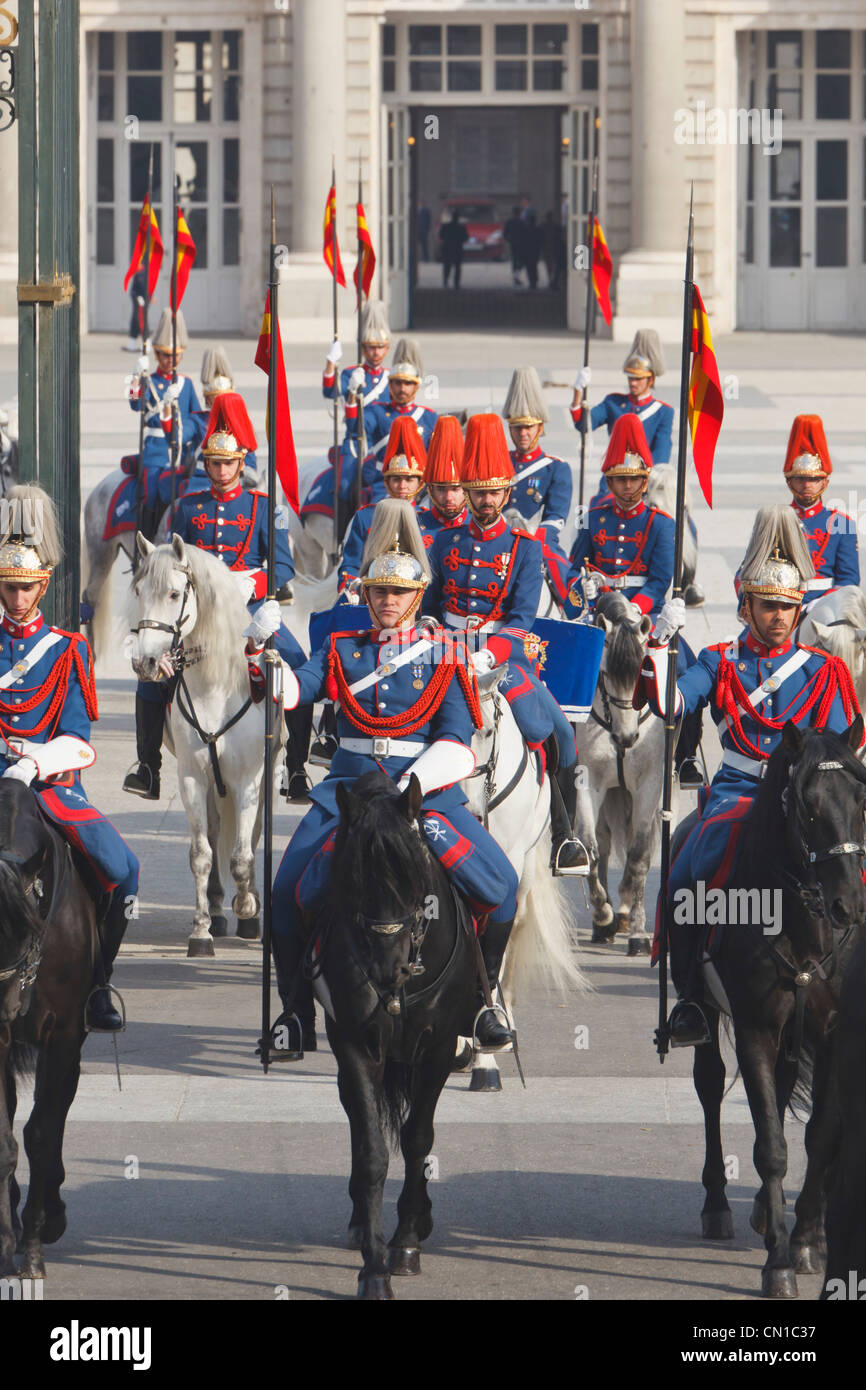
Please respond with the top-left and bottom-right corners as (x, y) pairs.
(508, 447), (572, 546)
(171, 482), (294, 599)
(0, 615), (137, 895)
(129, 371), (201, 471)
(572, 394), (673, 464)
(793, 500), (860, 593)
(566, 498), (674, 618)
(425, 516), (543, 633)
(346, 400), (438, 501)
(322, 362), (390, 407)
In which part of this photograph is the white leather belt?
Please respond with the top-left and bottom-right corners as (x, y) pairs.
(722, 749), (767, 779)
(340, 737), (426, 758)
(592, 573), (643, 590)
(143, 426), (165, 439)
(444, 612), (503, 632)
(806, 577), (831, 591)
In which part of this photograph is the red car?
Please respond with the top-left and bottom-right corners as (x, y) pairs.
(436, 198), (506, 262)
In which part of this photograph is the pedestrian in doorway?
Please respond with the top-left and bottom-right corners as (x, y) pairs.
(439, 209), (468, 289)
(417, 199), (432, 261)
(521, 212), (540, 290)
(540, 211), (561, 290)
(504, 205), (523, 285)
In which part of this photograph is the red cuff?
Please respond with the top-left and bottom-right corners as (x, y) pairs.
(632, 593), (652, 615)
(250, 570), (268, 601)
(247, 661), (266, 704)
(570, 405), (583, 421)
(160, 416), (171, 434)
(484, 635), (510, 666)
(344, 402), (358, 420)
(323, 368), (335, 385)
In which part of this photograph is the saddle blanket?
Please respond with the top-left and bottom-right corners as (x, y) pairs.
(103, 465), (157, 540)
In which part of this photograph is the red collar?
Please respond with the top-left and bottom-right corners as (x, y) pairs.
(631, 393), (653, 406)
(2, 612), (45, 639)
(610, 499), (646, 520)
(743, 632), (796, 658)
(468, 516), (507, 542)
(433, 506), (467, 528)
(389, 399), (416, 412)
(155, 369), (176, 382)
(791, 500), (824, 520)
(375, 625), (418, 644)
(211, 482), (244, 502)
(512, 446), (543, 464)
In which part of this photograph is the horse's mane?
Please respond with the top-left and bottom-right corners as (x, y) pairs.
(0, 785), (49, 959)
(596, 590), (646, 686)
(805, 587), (866, 676)
(131, 543), (251, 696)
(324, 771), (434, 921)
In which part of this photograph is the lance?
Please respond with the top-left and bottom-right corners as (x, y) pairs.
(134, 142), (154, 571)
(330, 156), (341, 552)
(655, 184), (695, 1064)
(260, 188), (280, 1075)
(170, 165), (180, 517)
(355, 155), (367, 512)
(578, 138), (599, 512)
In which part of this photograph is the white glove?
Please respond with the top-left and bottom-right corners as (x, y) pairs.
(471, 647), (496, 673)
(348, 366), (366, 394)
(231, 571), (256, 604)
(164, 380), (182, 403)
(654, 597), (687, 645)
(342, 577), (362, 606)
(243, 600), (282, 646)
(126, 375), (142, 401)
(572, 366), (592, 391)
(137, 354), (150, 374)
(3, 757), (38, 786)
(327, 338), (343, 365)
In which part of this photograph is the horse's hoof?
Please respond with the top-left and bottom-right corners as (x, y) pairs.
(187, 935), (215, 958)
(702, 1210), (734, 1240)
(210, 915), (228, 937)
(626, 934), (651, 956)
(469, 1067), (502, 1093)
(792, 1244), (825, 1275)
(347, 1225), (363, 1251)
(236, 917), (260, 940)
(594, 903), (614, 928)
(357, 1274), (395, 1301)
(388, 1246), (421, 1276)
(590, 925), (617, 944)
(762, 1268), (798, 1300)
(451, 1039), (473, 1072)
(18, 1252), (46, 1279)
(614, 912), (631, 935)
(749, 1196), (767, 1236)
(40, 1206), (67, 1245)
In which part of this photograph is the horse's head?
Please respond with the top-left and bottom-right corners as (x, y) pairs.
(128, 535), (199, 680)
(807, 618), (866, 710)
(594, 592), (652, 752)
(0, 782), (50, 1024)
(776, 717), (866, 929)
(332, 772), (433, 1005)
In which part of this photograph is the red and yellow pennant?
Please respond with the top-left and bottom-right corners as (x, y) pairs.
(171, 207), (197, 311)
(353, 200), (376, 303)
(591, 216), (613, 326)
(688, 284), (724, 508)
(124, 196), (164, 299)
(323, 183), (347, 288)
(255, 290), (299, 515)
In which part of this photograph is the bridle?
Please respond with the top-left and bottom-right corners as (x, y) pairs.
(133, 558), (196, 657)
(591, 662), (651, 788)
(468, 685), (531, 829)
(0, 848), (46, 1012)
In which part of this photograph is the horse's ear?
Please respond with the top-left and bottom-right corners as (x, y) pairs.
(595, 614), (611, 633)
(847, 714), (864, 751)
(136, 532), (155, 558)
(336, 781), (360, 825)
(782, 720), (804, 757)
(171, 534), (186, 563)
(638, 615), (652, 640)
(808, 620), (832, 645)
(399, 773), (423, 824)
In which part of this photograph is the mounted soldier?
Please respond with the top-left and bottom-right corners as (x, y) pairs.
(425, 413), (588, 874)
(158, 347), (258, 516)
(638, 505), (861, 1046)
(255, 500), (521, 1053)
(0, 486), (138, 1031)
(322, 298), (391, 412)
(782, 413), (858, 602)
(348, 339), (438, 504)
(123, 392), (309, 803)
(415, 414), (468, 549)
(337, 417), (427, 595)
(563, 414), (703, 789)
(502, 365), (572, 574)
(570, 328), (674, 466)
(126, 307), (200, 542)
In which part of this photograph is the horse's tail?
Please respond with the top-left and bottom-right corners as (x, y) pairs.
(379, 1060), (412, 1151)
(89, 564), (115, 664)
(503, 829), (591, 1003)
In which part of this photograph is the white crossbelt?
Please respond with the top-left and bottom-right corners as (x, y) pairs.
(805, 577), (831, 591)
(512, 457), (551, 485)
(0, 631), (64, 690)
(341, 737), (426, 758)
(444, 612), (504, 632)
(370, 406), (426, 458)
(143, 426), (165, 439)
(347, 637), (434, 695)
(637, 400), (662, 421)
(722, 749), (767, 779)
(747, 647), (810, 707)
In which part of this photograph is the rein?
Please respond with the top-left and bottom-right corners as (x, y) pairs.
(470, 688), (531, 829)
(173, 676), (252, 799)
(0, 848), (46, 1007)
(591, 665), (651, 789)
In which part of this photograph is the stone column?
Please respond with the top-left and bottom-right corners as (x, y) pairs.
(0, 111), (18, 328)
(612, 0), (690, 342)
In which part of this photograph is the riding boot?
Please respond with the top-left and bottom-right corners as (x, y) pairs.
(282, 704), (313, 802)
(257, 926), (310, 1062)
(123, 694), (165, 798)
(549, 766), (590, 876)
(138, 503), (162, 544)
(675, 708), (705, 789)
(123, 694), (165, 799)
(86, 890), (130, 1032)
(474, 917), (515, 1050)
(666, 911), (711, 1047)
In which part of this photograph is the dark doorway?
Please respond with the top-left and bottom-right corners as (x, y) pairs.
(410, 105), (567, 330)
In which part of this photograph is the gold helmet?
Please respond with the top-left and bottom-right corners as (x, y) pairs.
(623, 329), (664, 379)
(152, 307), (188, 353)
(201, 346), (233, 402)
(360, 500), (430, 625)
(739, 506), (813, 605)
(503, 366), (548, 427)
(0, 484), (62, 583)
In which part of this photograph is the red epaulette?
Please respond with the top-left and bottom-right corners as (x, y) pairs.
(509, 527), (537, 541)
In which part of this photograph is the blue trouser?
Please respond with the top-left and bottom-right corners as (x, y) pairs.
(38, 783), (139, 902)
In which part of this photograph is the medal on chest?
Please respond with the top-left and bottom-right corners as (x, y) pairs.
(494, 551), (511, 582)
(412, 663), (425, 690)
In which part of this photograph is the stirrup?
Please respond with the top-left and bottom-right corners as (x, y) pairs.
(256, 1010), (304, 1062)
(551, 837), (591, 877)
(472, 1003), (514, 1054)
(675, 757), (705, 790)
(122, 762), (159, 800)
(667, 999), (711, 1048)
(85, 984), (127, 1034)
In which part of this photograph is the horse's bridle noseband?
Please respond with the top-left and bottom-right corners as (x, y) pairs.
(133, 559), (196, 654)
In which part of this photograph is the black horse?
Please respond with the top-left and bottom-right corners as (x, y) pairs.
(670, 718), (866, 1299)
(307, 770), (477, 1300)
(821, 934), (866, 1298)
(0, 781), (98, 1281)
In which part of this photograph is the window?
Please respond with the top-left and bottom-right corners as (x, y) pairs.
(382, 24), (396, 94)
(447, 25), (481, 91)
(769, 140), (801, 267)
(533, 24), (566, 91)
(97, 31), (114, 122)
(495, 24), (527, 90)
(174, 32), (213, 124)
(127, 31), (163, 122)
(815, 29), (850, 120)
(223, 138), (240, 266)
(96, 140), (114, 265)
(766, 30), (802, 120)
(128, 142), (163, 265)
(815, 139), (847, 266)
(222, 30), (241, 122)
(581, 23), (599, 91)
(176, 141), (208, 268)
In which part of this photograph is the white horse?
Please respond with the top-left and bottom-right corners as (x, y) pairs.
(458, 665), (589, 1090)
(291, 455), (346, 581)
(646, 465), (701, 602)
(574, 591), (675, 955)
(799, 585), (866, 713)
(128, 535), (284, 956)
